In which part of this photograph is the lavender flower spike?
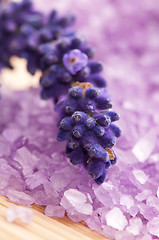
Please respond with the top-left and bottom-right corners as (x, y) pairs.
(56, 82), (120, 184)
(63, 49), (88, 75)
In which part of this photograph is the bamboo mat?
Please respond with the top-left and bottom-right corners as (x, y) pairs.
(0, 196), (109, 240)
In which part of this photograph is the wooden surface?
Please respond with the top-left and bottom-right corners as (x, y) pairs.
(0, 58), (110, 240)
(0, 196), (109, 240)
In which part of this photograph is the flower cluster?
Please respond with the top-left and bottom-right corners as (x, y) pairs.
(39, 38), (106, 102)
(0, 0), (75, 73)
(56, 82), (121, 184)
(0, 0), (121, 184)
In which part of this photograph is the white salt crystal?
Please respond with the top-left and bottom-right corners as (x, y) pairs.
(132, 170), (149, 184)
(93, 182), (115, 207)
(6, 204), (33, 223)
(132, 129), (156, 162)
(75, 203), (93, 215)
(115, 230), (135, 240)
(147, 217), (159, 237)
(150, 153), (159, 163)
(105, 207), (128, 230)
(61, 189), (92, 215)
(137, 234), (153, 240)
(126, 218), (143, 235)
(63, 189), (86, 206)
(45, 205), (65, 218)
(135, 189), (152, 201)
(120, 195), (134, 209)
(87, 193), (93, 204)
(16, 206), (33, 223)
(129, 205), (139, 217)
(146, 196), (159, 211)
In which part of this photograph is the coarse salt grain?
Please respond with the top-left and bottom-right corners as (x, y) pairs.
(105, 207), (128, 230)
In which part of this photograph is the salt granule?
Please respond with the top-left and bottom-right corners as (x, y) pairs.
(132, 170), (149, 185)
(147, 217), (159, 238)
(132, 129), (156, 162)
(6, 204), (33, 223)
(45, 205), (65, 218)
(126, 218), (143, 236)
(105, 207), (128, 230)
(120, 195), (134, 209)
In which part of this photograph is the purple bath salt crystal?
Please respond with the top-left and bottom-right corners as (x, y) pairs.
(63, 49), (88, 75)
(120, 194), (134, 209)
(0, 138), (11, 157)
(7, 189), (34, 205)
(135, 190), (152, 202)
(2, 127), (21, 143)
(6, 204), (33, 223)
(25, 171), (47, 190)
(14, 146), (39, 177)
(147, 217), (159, 238)
(126, 218), (143, 236)
(132, 169), (149, 185)
(50, 166), (76, 192)
(0, 173), (10, 190)
(132, 129), (157, 162)
(45, 205), (65, 218)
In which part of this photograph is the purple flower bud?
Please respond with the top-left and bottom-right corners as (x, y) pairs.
(109, 124), (121, 137)
(70, 148), (84, 165)
(72, 124), (86, 139)
(94, 113), (111, 126)
(88, 144), (109, 161)
(87, 159), (106, 179)
(106, 111), (120, 122)
(85, 118), (96, 129)
(59, 117), (73, 131)
(90, 74), (107, 88)
(95, 170), (107, 184)
(67, 138), (79, 150)
(57, 130), (70, 141)
(93, 126), (105, 137)
(85, 87), (100, 99)
(68, 86), (83, 99)
(88, 61), (103, 74)
(63, 49), (88, 75)
(71, 111), (88, 124)
(100, 131), (116, 148)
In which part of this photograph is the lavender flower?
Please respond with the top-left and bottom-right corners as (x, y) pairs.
(56, 82), (121, 184)
(39, 36), (106, 102)
(63, 49), (88, 74)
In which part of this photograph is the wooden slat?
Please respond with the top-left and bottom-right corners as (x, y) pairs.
(0, 196), (110, 240)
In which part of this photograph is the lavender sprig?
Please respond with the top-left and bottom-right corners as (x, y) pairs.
(0, 0), (121, 184)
